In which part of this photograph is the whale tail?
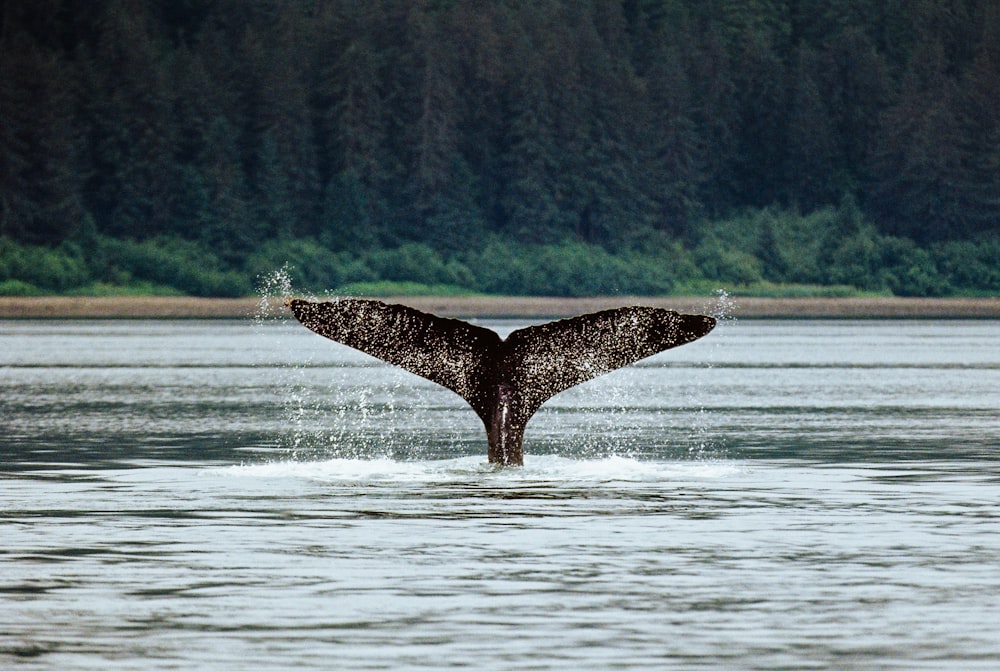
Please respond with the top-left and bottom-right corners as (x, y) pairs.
(288, 298), (715, 464)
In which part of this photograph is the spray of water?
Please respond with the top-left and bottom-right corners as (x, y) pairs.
(705, 288), (736, 322)
(252, 266), (335, 460)
(681, 288), (736, 460)
(250, 269), (429, 462)
(252, 264), (295, 325)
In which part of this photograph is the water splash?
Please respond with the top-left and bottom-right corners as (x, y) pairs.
(253, 265), (295, 325)
(249, 271), (433, 462)
(252, 267), (336, 460)
(676, 288), (735, 460)
(705, 288), (737, 323)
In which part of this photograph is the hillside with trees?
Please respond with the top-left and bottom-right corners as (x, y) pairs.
(1, 0), (998, 297)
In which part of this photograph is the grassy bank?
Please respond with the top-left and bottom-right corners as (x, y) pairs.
(2, 295), (999, 320)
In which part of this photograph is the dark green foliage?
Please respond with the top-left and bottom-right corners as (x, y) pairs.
(0, 30), (82, 243)
(0, 238), (89, 292)
(0, 279), (45, 296)
(335, 281), (478, 298)
(875, 237), (945, 297)
(933, 239), (1000, 293)
(245, 238), (364, 291)
(0, 215), (994, 297)
(695, 242), (765, 286)
(365, 244), (473, 288)
(460, 239), (682, 297)
(89, 237), (250, 297)
(825, 226), (886, 291)
(1, 1), (998, 297)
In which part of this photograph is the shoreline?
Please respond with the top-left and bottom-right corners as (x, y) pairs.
(1, 295), (998, 319)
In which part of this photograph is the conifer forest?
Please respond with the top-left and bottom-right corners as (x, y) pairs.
(1, 1), (998, 297)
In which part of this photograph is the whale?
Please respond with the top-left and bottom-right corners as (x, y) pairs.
(287, 298), (716, 466)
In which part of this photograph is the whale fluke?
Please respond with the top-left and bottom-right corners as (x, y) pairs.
(288, 298), (716, 465)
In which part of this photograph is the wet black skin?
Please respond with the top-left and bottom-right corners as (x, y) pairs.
(288, 298), (716, 466)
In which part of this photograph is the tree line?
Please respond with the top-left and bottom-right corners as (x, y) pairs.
(1, 0), (998, 296)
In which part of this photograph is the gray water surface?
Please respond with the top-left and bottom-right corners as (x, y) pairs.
(2, 317), (999, 670)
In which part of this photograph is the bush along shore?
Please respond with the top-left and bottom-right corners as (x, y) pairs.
(2, 206), (999, 301)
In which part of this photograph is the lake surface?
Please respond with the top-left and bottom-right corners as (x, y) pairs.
(2, 314), (999, 670)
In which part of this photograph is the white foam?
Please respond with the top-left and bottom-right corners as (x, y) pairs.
(218, 457), (443, 482)
(213, 454), (742, 485)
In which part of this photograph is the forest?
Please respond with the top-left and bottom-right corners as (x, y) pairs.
(1, 0), (998, 297)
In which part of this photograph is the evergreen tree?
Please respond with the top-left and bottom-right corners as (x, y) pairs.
(79, 0), (177, 239)
(312, 0), (412, 245)
(730, 26), (787, 206)
(406, 2), (487, 250)
(814, 26), (889, 199)
(496, 4), (567, 243)
(199, 115), (255, 263)
(640, 19), (702, 234)
(951, 9), (1000, 237)
(688, 23), (738, 219)
(0, 20), (81, 243)
(870, 40), (966, 241)
(784, 45), (837, 209)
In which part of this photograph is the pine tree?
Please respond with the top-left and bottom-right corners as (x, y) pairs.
(79, 0), (177, 239)
(200, 115), (255, 263)
(640, 19), (703, 235)
(689, 24), (738, 218)
(0, 22), (82, 243)
(784, 45), (837, 209)
(951, 8), (1000, 237)
(730, 26), (788, 207)
(870, 40), (966, 241)
(406, 3), (486, 250)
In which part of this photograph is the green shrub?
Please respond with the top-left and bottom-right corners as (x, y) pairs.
(727, 282), (885, 298)
(878, 237), (947, 297)
(694, 199), (903, 292)
(0, 279), (44, 296)
(0, 237), (91, 291)
(824, 225), (883, 290)
(336, 281), (480, 297)
(520, 243), (599, 296)
(65, 282), (186, 296)
(94, 236), (250, 297)
(460, 238), (535, 294)
(245, 237), (359, 290)
(763, 208), (840, 284)
(460, 239), (680, 296)
(7, 200), (992, 298)
(363, 243), (472, 287)
(933, 239), (1000, 293)
(693, 239), (764, 285)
